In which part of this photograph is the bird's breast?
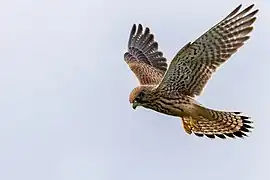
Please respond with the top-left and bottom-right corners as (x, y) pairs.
(147, 94), (194, 117)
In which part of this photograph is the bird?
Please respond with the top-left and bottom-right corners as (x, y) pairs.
(124, 4), (258, 139)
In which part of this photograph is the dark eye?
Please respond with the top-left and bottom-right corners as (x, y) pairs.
(135, 91), (145, 102)
(139, 91), (145, 98)
(135, 96), (140, 102)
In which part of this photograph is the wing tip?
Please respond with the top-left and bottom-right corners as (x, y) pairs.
(131, 24), (136, 35)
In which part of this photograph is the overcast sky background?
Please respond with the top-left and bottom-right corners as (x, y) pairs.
(0, 0), (268, 179)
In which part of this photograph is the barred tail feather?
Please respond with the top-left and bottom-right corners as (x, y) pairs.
(188, 108), (253, 139)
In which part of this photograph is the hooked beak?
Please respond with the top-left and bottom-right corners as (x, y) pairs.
(132, 101), (140, 110)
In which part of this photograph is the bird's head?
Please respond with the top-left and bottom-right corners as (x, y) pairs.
(129, 86), (154, 110)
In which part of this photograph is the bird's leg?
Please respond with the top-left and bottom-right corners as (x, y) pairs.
(187, 116), (199, 130)
(181, 117), (192, 134)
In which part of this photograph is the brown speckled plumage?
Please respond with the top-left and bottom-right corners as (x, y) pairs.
(124, 4), (258, 139)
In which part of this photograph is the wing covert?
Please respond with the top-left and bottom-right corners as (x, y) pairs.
(157, 4), (258, 96)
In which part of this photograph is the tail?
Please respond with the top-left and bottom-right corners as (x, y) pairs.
(186, 106), (253, 139)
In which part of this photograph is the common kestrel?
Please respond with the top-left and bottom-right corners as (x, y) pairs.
(124, 4), (258, 139)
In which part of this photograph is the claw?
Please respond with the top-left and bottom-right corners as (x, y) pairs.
(189, 116), (200, 130)
(182, 118), (192, 134)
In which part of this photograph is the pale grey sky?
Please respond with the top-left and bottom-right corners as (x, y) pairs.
(0, 0), (269, 180)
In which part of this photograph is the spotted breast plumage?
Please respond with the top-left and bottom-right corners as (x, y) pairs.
(124, 4), (258, 139)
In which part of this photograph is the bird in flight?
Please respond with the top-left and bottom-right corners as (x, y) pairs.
(124, 4), (258, 139)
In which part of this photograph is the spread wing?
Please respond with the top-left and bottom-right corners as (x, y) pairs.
(157, 4), (258, 96)
(124, 24), (167, 85)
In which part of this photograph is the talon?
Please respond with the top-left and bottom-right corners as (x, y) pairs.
(189, 117), (199, 130)
(182, 118), (192, 134)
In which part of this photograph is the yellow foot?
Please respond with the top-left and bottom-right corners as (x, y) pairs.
(188, 116), (199, 130)
(182, 119), (192, 134)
